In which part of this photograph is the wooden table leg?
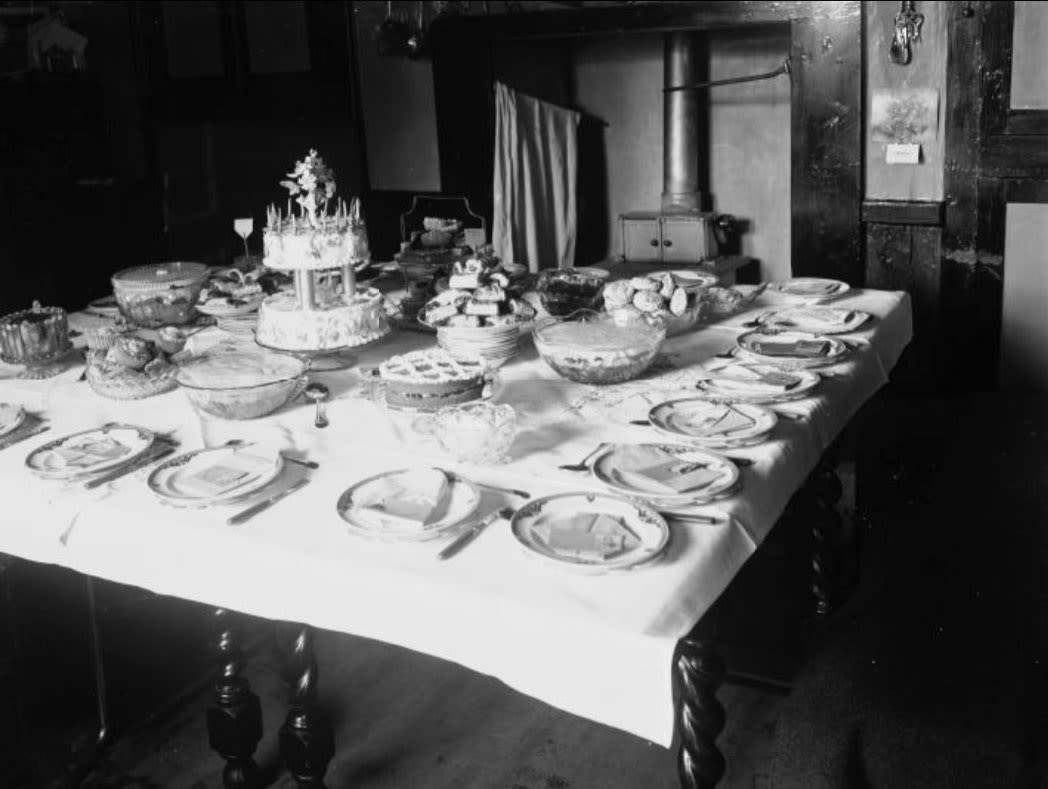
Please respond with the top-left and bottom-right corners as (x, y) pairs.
(674, 621), (726, 789)
(279, 625), (334, 788)
(808, 461), (843, 620)
(207, 608), (262, 789)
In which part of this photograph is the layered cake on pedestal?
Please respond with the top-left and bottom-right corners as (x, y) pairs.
(255, 150), (389, 352)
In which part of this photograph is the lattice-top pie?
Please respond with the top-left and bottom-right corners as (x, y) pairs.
(379, 349), (487, 410)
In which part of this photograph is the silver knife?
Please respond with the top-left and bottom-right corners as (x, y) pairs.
(0, 423), (51, 451)
(437, 506), (515, 561)
(226, 478), (310, 527)
(83, 444), (177, 490)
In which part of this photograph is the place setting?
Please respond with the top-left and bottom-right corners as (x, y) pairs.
(692, 361), (821, 404)
(747, 305), (872, 336)
(766, 277), (851, 304)
(734, 329), (850, 370)
(645, 398), (777, 449)
(146, 441), (315, 526)
(25, 423), (176, 488)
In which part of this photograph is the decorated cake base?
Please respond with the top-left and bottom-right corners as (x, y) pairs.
(255, 288), (389, 352)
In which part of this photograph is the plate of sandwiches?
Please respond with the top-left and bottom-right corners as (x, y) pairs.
(695, 362), (820, 403)
(767, 277), (850, 304)
(147, 444), (285, 507)
(336, 467), (481, 542)
(26, 424), (155, 480)
(647, 398), (776, 448)
(757, 306), (871, 335)
(590, 443), (740, 506)
(510, 492), (669, 573)
(736, 330), (849, 369)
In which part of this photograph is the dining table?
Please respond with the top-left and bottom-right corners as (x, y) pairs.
(0, 281), (912, 789)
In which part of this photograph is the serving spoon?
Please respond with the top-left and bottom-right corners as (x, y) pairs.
(304, 382), (330, 429)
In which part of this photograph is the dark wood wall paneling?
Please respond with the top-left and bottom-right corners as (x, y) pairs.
(430, 1), (863, 284)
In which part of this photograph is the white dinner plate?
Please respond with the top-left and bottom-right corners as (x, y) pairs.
(758, 306), (871, 335)
(26, 425), (155, 480)
(336, 468), (481, 542)
(591, 444), (740, 505)
(695, 363), (821, 403)
(147, 444), (284, 507)
(510, 492), (669, 574)
(0, 403), (26, 439)
(737, 330), (848, 369)
(648, 399), (776, 446)
(768, 278), (850, 302)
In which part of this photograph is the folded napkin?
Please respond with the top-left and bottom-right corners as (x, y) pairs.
(784, 281), (838, 296)
(612, 445), (721, 495)
(751, 339), (829, 358)
(532, 512), (635, 560)
(353, 468), (451, 531)
(783, 308), (854, 329)
(176, 449), (277, 498)
(670, 405), (754, 438)
(50, 436), (130, 469)
(0, 403), (23, 433)
(705, 365), (801, 394)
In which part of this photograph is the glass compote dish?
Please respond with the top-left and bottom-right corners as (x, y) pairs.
(0, 301), (73, 379)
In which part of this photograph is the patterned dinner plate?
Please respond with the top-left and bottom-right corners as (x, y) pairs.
(737, 330), (848, 369)
(0, 403), (26, 439)
(767, 278), (850, 302)
(26, 424), (154, 480)
(147, 444), (285, 507)
(591, 443), (740, 505)
(510, 492), (670, 573)
(648, 398), (776, 446)
(337, 468), (482, 542)
(757, 306), (871, 335)
(695, 362), (821, 403)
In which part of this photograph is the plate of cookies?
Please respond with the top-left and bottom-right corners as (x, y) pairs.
(602, 271), (715, 337)
(84, 336), (179, 400)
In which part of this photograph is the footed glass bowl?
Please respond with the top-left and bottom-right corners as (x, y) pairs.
(431, 402), (517, 464)
(176, 350), (307, 420)
(532, 308), (665, 385)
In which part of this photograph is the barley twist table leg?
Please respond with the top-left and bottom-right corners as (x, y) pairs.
(279, 625), (334, 788)
(206, 608), (262, 789)
(674, 635), (726, 789)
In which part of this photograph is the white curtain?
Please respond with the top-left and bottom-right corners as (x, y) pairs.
(492, 81), (580, 272)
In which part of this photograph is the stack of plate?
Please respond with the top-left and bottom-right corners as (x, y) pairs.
(336, 468), (482, 542)
(147, 444), (285, 508)
(648, 398), (776, 448)
(26, 425), (157, 481)
(589, 444), (740, 508)
(695, 362), (820, 403)
(437, 324), (519, 369)
(767, 277), (850, 303)
(736, 329), (848, 369)
(509, 492), (670, 574)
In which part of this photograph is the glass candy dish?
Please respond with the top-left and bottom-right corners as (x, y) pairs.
(532, 308), (665, 384)
(0, 301), (73, 378)
(431, 402), (517, 464)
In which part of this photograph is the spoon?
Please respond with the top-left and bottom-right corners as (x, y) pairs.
(558, 443), (607, 472)
(304, 382), (330, 429)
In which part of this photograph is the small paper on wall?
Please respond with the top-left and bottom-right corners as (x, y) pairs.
(870, 88), (939, 144)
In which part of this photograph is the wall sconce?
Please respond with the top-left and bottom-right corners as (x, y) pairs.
(890, 0), (924, 65)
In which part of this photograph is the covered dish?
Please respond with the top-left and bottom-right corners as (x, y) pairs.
(111, 262), (210, 327)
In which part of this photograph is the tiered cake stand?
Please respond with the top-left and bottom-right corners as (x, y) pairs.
(255, 259), (390, 373)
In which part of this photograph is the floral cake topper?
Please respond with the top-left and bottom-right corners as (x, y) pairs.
(280, 149), (336, 226)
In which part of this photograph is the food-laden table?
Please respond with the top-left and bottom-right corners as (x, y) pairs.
(0, 285), (912, 788)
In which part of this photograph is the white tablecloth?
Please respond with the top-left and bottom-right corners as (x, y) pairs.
(0, 287), (912, 746)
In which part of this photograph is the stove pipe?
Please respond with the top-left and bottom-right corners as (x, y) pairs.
(661, 32), (703, 214)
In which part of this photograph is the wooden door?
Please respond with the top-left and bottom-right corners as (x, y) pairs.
(944, 1), (1048, 390)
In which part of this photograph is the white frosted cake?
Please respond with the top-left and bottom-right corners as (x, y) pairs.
(257, 288), (387, 351)
(255, 150), (389, 351)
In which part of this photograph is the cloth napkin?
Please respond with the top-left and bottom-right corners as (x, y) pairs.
(779, 307), (854, 331)
(783, 281), (839, 296)
(611, 445), (721, 495)
(351, 468), (452, 531)
(751, 339), (829, 357)
(668, 405), (754, 438)
(174, 448), (279, 499)
(531, 512), (635, 560)
(703, 365), (801, 395)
